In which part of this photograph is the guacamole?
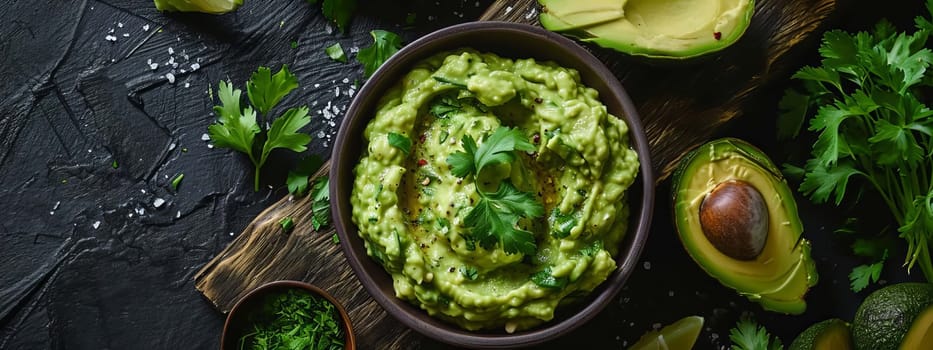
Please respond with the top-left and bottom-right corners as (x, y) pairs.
(350, 49), (639, 332)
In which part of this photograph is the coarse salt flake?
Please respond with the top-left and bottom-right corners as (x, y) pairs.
(201, 133), (210, 141)
(105, 35), (117, 42)
(143, 24), (150, 31)
(93, 221), (101, 229)
(153, 198), (165, 208)
(168, 47), (174, 55)
(165, 73), (176, 84)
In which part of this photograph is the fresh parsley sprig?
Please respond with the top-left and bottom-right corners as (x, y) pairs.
(778, 2), (933, 284)
(729, 316), (783, 350)
(357, 30), (402, 77)
(446, 126), (544, 255)
(208, 65), (312, 192)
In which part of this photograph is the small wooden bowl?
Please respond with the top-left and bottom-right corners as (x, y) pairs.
(221, 280), (356, 350)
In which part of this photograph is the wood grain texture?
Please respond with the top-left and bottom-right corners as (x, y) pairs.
(195, 0), (836, 348)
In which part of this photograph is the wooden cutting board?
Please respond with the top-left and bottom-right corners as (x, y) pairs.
(194, 0), (837, 348)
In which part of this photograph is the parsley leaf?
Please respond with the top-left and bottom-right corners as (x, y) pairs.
(448, 127), (543, 255)
(357, 30), (402, 77)
(310, 176), (331, 231)
(322, 0), (357, 33)
(325, 42), (347, 63)
(460, 266), (478, 281)
(548, 208), (577, 238)
(530, 266), (569, 289)
(247, 65), (299, 116)
(850, 256), (886, 292)
(387, 132), (412, 155)
(171, 173), (184, 191)
(286, 155), (324, 196)
(430, 96), (461, 118)
(729, 317), (783, 350)
(208, 66), (312, 191)
(279, 216), (295, 232)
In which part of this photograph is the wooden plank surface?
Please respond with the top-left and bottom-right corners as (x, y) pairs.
(194, 0), (837, 348)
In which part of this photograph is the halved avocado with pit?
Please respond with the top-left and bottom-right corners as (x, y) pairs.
(538, 0), (756, 59)
(672, 138), (817, 314)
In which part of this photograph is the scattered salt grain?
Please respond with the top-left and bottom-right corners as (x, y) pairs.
(53, 201), (61, 210)
(168, 47), (174, 55)
(123, 33), (130, 37)
(525, 8), (537, 20)
(92, 221), (101, 229)
(153, 198), (165, 208)
(190, 63), (200, 71)
(505, 6), (513, 14)
(184, 82), (190, 88)
(143, 24), (150, 31)
(117, 22), (124, 28)
(229, 232), (235, 236)
(165, 73), (176, 84)
(643, 261), (652, 270)
(176, 211), (181, 218)
(105, 35), (117, 42)
(342, 78), (350, 84)
(201, 133), (210, 141)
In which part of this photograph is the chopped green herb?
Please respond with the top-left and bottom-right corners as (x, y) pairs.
(430, 96), (461, 118)
(548, 209), (577, 238)
(171, 173), (184, 190)
(438, 130), (449, 143)
(111, 160), (118, 169)
(325, 43), (347, 63)
(311, 176), (331, 230)
(432, 76), (468, 88)
(357, 30), (402, 77)
(579, 240), (603, 257)
(287, 155), (324, 196)
(460, 266), (478, 281)
(238, 289), (345, 350)
(279, 216), (295, 232)
(387, 132), (412, 155)
(530, 266), (568, 289)
(181, 147), (189, 153)
(332, 233), (340, 244)
(321, 0), (357, 33)
(290, 40), (298, 49)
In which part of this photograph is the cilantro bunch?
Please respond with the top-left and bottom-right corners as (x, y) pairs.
(778, 1), (933, 285)
(729, 316), (783, 350)
(446, 126), (545, 255)
(208, 66), (312, 192)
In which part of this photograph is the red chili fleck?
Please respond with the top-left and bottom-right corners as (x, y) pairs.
(418, 159), (428, 166)
(419, 133), (427, 144)
(532, 133), (540, 144)
(713, 32), (722, 40)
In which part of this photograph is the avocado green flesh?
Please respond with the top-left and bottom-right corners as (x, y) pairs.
(852, 283), (933, 350)
(901, 305), (933, 349)
(789, 319), (852, 350)
(628, 316), (704, 350)
(673, 138), (816, 314)
(539, 0), (756, 59)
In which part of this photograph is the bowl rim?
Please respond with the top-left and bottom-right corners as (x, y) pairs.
(330, 21), (655, 348)
(220, 280), (356, 350)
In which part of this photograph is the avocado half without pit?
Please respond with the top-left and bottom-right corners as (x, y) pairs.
(538, 0), (756, 59)
(672, 138), (818, 314)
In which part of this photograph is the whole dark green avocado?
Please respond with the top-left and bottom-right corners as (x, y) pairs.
(852, 283), (933, 350)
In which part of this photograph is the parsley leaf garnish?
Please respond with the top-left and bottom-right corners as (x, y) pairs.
(310, 176), (331, 231)
(778, 5), (933, 283)
(729, 316), (783, 350)
(247, 65), (299, 116)
(238, 289), (345, 349)
(447, 126), (543, 255)
(357, 30), (402, 77)
(325, 42), (347, 63)
(207, 66), (313, 191)
(460, 266), (478, 281)
(286, 155), (324, 196)
(279, 216), (295, 232)
(430, 96), (461, 118)
(387, 132), (412, 155)
(530, 266), (568, 289)
(322, 0), (357, 33)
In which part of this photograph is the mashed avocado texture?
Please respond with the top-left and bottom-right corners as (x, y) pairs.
(350, 49), (639, 331)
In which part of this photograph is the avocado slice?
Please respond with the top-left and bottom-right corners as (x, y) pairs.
(628, 316), (704, 350)
(851, 283), (933, 350)
(538, 0), (756, 59)
(789, 319), (853, 350)
(672, 138), (817, 314)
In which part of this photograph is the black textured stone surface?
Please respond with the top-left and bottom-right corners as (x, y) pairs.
(0, 1), (924, 349)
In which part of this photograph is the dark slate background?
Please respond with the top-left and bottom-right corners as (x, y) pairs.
(0, 0), (925, 349)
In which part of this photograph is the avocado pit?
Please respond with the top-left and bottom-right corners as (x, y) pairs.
(698, 180), (768, 260)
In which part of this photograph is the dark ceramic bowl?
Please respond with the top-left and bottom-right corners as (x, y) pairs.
(221, 280), (356, 350)
(330, 21), (654, 348)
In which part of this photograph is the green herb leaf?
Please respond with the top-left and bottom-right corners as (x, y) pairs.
(171, 173), (184, 190)
(430, 96), (461, 118)
(261, 107), (312, 164)
(433, 76), (468, 88)
(729, 316), (783, 350)
(464, 182), (543, 255)
(530, 266), (568, 289)
(357, 30), (402, 77)
(579, 240), (604, 257)
(247, 65), (299, 116)
(799, 159), (861, 205)
(460, 266), (478, 281)
(548, 208), (577, 238)
(850, 251), (888, 292)
(447, 135), (477, 178)
(286, 155), (324, 196)
(208, 81), (259, 156)
(325, 42), (347, 63)
(279, 216), (295, 232)
(387, 132), (412, 155)
(311, 176), (331, 230)
(322, 0), (357, 33)
(776, 89), (810, 140)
